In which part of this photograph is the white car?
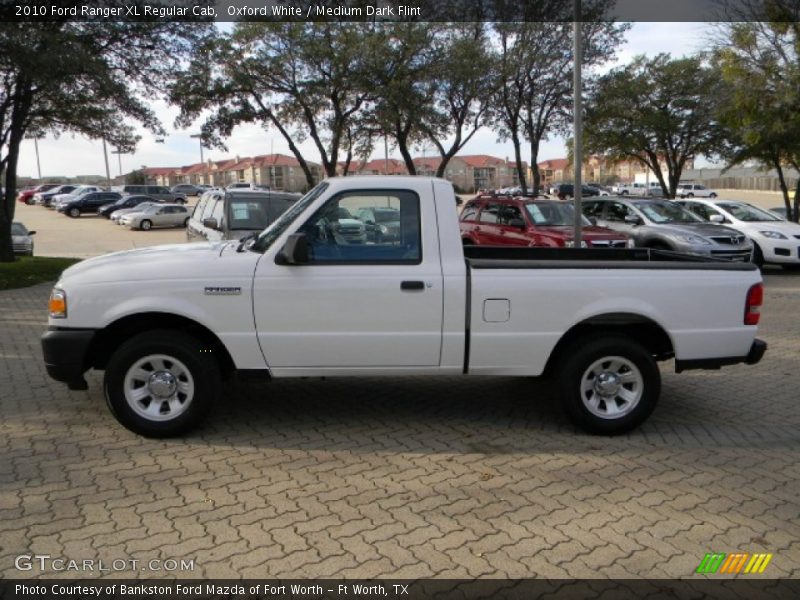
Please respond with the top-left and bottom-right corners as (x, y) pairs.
(119, 203), (189, 230)
(110, 202), (159, 223)
(676, 183), (717, 198)
(42, 176), (766, 438)
(679, 198), (800, 268)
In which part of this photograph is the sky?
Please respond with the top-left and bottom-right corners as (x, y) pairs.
(17, 22), (713, 179)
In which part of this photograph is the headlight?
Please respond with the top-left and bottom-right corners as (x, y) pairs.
(378, 225), (388, 234)
(675, 234), (712, 245)
(759, 230), (787, 239)
(565, 240), (588, 248)
(49, 288), (67, 318)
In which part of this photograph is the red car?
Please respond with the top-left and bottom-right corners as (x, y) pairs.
(17, 183), (60, 205)
(460, 195), (631, 248)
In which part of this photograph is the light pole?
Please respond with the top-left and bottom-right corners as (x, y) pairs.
(102, 138), (111, 187)
(572, 0), (583, 248)
(190, 134), (204, 164)
(110, 148), (129, 177)
(33, 137), (42, 180)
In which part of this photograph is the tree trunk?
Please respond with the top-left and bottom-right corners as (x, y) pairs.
(0, 143), (20, 263)
(395, 125), (416, 175)
(793, 177), (800, 223)
(511, 130), (527, 194)
(773, 157), (791, 220)
(529, 138), (541, 196)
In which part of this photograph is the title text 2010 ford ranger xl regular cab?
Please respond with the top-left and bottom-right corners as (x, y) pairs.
(41, 177), (766, 437)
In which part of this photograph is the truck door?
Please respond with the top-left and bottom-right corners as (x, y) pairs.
(253, 187), (444, 368)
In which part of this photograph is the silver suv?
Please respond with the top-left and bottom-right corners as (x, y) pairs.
(186, 189), (300, 243)
(582, 198), (753, 261)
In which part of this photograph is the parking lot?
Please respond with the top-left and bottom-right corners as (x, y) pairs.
(1, 238), (799, 578)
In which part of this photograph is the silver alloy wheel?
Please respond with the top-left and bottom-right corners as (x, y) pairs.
(123, 354), (195, 422)
(141, 220), (151, 230)
(580, 355), (643, 419)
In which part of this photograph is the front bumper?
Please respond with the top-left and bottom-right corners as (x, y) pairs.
(675, 338), (767, 372)
(41, 328), (97, 390)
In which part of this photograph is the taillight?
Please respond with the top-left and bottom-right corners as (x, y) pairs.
(744, 283), (763, 325)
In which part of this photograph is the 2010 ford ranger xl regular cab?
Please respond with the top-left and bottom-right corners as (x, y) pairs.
(41, 177), (767, 437)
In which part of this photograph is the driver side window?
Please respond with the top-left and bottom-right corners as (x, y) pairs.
(606, 202), (632, 222)
(297, 190), (421, 264)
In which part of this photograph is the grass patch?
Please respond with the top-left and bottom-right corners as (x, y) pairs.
(0, 256), (81, 291)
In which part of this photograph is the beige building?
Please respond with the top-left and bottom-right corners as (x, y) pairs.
(138, 154), (321, 193)
(538, 155), (697, 188)
(138, 152), (529, 194)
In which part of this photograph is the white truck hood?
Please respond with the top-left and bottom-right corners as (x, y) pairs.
(60, 242), (259, 286)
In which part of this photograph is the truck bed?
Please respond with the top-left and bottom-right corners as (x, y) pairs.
(463, 246), (758, 271)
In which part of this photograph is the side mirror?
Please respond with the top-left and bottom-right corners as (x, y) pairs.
(508, 218), (526, 229)
(589, 217), (597, 226)
(202, 217), (219, 230)
(624, 214), (641, 225)
(279, 233), (310, 265)
(709, 214), (724, 223)
(28, 230), (36, 235)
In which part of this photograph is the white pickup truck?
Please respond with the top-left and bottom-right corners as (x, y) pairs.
(42, 177), (766, 437)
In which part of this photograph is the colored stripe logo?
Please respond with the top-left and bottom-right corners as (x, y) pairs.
(696, 552), (772, 574)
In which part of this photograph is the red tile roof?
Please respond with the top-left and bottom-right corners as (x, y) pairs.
(459, 155), (506, 168)
(538, 158), (570, 170)
(142, 167), (178, 176)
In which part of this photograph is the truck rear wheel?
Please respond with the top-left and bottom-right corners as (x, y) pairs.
(104, 330), (220, 437)
(558, 335), (660, 435)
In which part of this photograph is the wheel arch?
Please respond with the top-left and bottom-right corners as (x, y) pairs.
(543, 312), (674, 376)
(86, 312), (237, 378)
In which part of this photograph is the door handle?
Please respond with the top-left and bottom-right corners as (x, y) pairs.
(401, 281), (425, 291)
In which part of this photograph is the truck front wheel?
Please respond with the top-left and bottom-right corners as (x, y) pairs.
(104, 330), (220, 437)
(558, 335), (660, 435)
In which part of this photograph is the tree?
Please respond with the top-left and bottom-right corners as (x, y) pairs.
(584, 54), (726, 198)
(366, 23), (441, 175)
(419, 24), (498, 179)
(712, 12), (800, 221)
(173, 22), (380, 187)
(126, 169), (147, 185)
(0, 20), (211, 262)
(490, 14), (627, 195)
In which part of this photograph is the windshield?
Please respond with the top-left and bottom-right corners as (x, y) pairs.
(251, 183), (329, 252)
(632, 201), (702, 224)
(373, 210), (400, 223)
(717, 202), (782, 222)
(525, 202), (591, 226)
(228, 199), (270, 231)
(11, 223), (26, 235)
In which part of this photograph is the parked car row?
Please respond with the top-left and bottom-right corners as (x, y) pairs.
(460, 193), (800, 269)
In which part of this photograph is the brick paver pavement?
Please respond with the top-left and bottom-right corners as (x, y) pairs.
(1, 272), (798, 579)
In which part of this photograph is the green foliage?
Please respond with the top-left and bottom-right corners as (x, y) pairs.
(0, 256), (81, 290)
(0, 19), (214, 261)
(584, 54), (725, 197)
(126, 169), (147, 185)
(713, 18), (800, 221)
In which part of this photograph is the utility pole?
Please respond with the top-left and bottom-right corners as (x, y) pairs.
(33, 137), (42, 180)
(190, 133), (204, 164)
(102, 138), (111, 187)
(384, 135), (389, 175)
(572, 0), (583, 248)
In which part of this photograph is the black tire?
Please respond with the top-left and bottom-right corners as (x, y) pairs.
(183, 217), (190, 227)
(753, 243), (764, 268)
(26, 198), (34, 205)
(104, 330), (220, 437)
(709, 193), (717, 198)
(557, 334), (660, 435)
(687, 193), (694, 198)
(68, 207), (80, 218)
(140, 219), (152, 231)
(620, 190), (629, 195)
